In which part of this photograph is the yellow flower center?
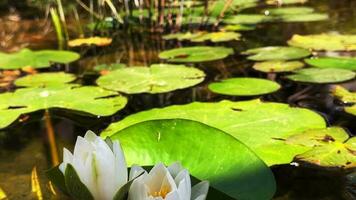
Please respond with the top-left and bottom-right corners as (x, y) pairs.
(150, 186), (171, 199)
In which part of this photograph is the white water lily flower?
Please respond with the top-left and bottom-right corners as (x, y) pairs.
(129, 162), (209, 200)
(59, 130), (128, 200)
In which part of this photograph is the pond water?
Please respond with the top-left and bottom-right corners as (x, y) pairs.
(0, 0), (356, 199)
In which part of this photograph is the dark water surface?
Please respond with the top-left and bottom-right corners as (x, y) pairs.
(0, 0), (356, 199)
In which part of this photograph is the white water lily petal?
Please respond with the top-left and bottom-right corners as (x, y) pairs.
(146, 163), (177, 195)
(130, 165), (146, 181)
(58, 148), (73, 173)
(129, 176), (149, 200)
(113, 140), (128, 185)
(167, 162), (184, 178)
(191, 181), (209, 200)
(175, 170), (191, 200)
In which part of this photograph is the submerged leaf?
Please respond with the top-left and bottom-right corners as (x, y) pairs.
(96, 64), (205, 94)
(0, 48), (80, 69)
(110, 119), (276, 200)
(102, 99), (326, 166)
(286, 68), (356, 83)
(159, 46), (234, 62)
(208, 77), (280, 96)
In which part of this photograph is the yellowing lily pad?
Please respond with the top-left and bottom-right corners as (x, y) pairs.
(208, 78), (280, 96)
(243, 46), (311, 61)
(159, 46), (234, 63)
(68, 37), (112, 47)
(163, 31), (241, 42)
(286, 68), (356, 83)
(332, 86), (356, 116)
(14, 72), (76, 87)
(266, 0), (308, 5)
(96, 64), (205, 94)
(305, 57), (356, 71)
(102, 99), (326, 166)
(0, 48), (80, 69)
(221, 24), (256, 31)
(0, 85), (127, 128)
(288, 34), (356, 51)
(253, 60), (304, 73)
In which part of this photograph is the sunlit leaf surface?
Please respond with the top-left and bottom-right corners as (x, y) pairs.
(286, 68), (356, 83)
(253, 60), (304, 73)
(14, 72), (76, 87)
(305, 57), (356, 71)
(243, 46), (311, 61)
(288, 34), (356, 51)
(68, 37), (112, 47)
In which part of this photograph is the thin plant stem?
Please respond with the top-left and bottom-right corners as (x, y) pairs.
(44, 110), (60, 166)
(50, 8), (65, 49)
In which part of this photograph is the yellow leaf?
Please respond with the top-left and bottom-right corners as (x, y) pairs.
(68, 37), (112, 47)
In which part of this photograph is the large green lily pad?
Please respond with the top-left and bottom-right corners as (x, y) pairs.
(253, 60), (304, 73)
(0, 48), (80, 69)
(102, 99), (326, 166)
(286, 127), (356, 168)
(242, 46), (311, 61)
(163, 32), (241, 42)
(288, 34), (356, 51)
(110, 119), (276, 200)
(0, 85), (127, 128)
(305, 57), (356, 71)
(159, 46), (234, 63)
(332, 86), (356, 116)
(14, 72), (76, 87)
(224, 14), (273, 25)
(286, 68), (356, 83)
(208, 78), (280, 96)
(96, 64), (205, 94)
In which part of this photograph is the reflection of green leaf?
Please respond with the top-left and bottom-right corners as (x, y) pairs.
(0, 85), (127, 128)
(305, 57), (356, 71)
(96, 64), (205, 94)
(159, 46), (234, 63)
(102, 99), (326, 166)
(243, 46), (311, 61)
(0, 48), (80, 69)
(253, 60), (304, 73)
(14, 72), (76, 87)
(286, 68), (356, 83)
(208, 78), (280, 96)
(110, 119), (276, 200)
(288, 34), (356, 51)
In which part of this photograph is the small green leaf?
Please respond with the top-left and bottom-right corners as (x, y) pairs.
(159, 46), (234, 63)
(243, 46), (311, 61)
(286, 68), (356, 83)
(65, 164), (94, 200)
(208, 77), (280, 96)
(46, 165), (67, 194)
(253, 60), (304, 73)
(15, 72), (76, 87)
(305, 57), (356, 71)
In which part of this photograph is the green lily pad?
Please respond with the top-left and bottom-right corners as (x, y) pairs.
(93, 63), (126, 72)
(14, 72), (76, 87)
(110, 119), (276, 200)
(208, 78), (280, 96)
(96, 64), (205, 94)
(253, 60), (304, 73)
(286, 68), (356, 83)
(0, 85), (127, 128)
(0, 48), (80, 69)
(288, 128), (356, 168)
(224, 14), (273, 24)
(305, 57), (356, 71)
(277, 13), (328, 22)
(159, 46), (234, 63)
(267, 0), (308, 4)
(163, 32), (241, 42)
(288, 34), (356, 51)
(266, 7), (315, 15)
(102, 99), (326, 166)
(243, 46), (311, 61)
(332, 86), (356, 116)
(221, 24), (256, 31)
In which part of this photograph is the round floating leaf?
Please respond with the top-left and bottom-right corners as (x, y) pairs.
(102, 99), (326, 166)
(0, 85), (127, 128)
(277, 13), (328, 22)
(305, 57), (356, 71)
(221, 24), (256, 31)
(14, 72), (76, 87)
(68, 37), (112, 47)
(266, 0), (309, 5)
(266, 7), (314, 15)
(163, 32), (241, 42)
(223, 14), (273, 24)
(286, 68), (356, 83)
(243, 46), (311, 61)
(96, 64), (205, 94)
(159, 46), (234, 63)
(332, 86), (356, 116)
(288, 34), (356, 51)
(110, 119), (276, 200)
(0, 48), (80, 69)
(208, 78), (280, 96)
(253, 60), (304, 73)
(93, 63), (127, 72)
